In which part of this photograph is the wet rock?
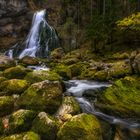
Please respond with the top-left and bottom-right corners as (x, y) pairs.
(25, 70), (62, 84)
(3, 65), (32, 79)
(17, 80), (63, 114)
(32, 112), (59, 140)
(0, 79), (29, 96)
(0, 131), (40, 140)
(0, 96), (14, 117)
(56, 96), (81, 121)
(57, 113), (103, 140)
(7, 109), (37, 134)
(19, 56), (39, 66)
(0, 55), (15, 70)
(96, 76), (140, 118)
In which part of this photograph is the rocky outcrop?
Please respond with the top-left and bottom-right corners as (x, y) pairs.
(0, 0), (32, 51)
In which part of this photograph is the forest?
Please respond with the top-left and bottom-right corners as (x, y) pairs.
(0, 0), (140, 140)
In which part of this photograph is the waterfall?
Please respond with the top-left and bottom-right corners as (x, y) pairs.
(6, 9), (59, 58)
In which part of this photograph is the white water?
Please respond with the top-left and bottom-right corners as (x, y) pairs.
(65, 80), (140, 130)
(19, 10), (46, 58)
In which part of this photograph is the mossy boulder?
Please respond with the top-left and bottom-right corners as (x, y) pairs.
(0, 55), (15, 71)
(3, 65), (32, 79)
(25, 70), (62, 84)
(0, 79), (29, 96)
(62, 58), (79, 65)
(54, 65), (72, 80)
(96, 76), (140, 118)
(50, 48), (65, 60)
(57, 113), (103, 140)
(7, 109), (37, 134)
(108, 61), (131, 79)
(56, 96), (81, 121)
(0, 131), (40, 140)
(19, 56), (39, 66)
(69, 63), (89, 77)
(0, 77), (7, 83)
(17, 80), (63, 114)
(32, 112), (59, 140)
(0, 96), (14, 117)
(94, 70), (108, 81)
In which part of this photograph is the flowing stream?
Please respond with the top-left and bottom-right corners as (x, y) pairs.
(6, 9), (59, 58)
(65, 80), (140, 139)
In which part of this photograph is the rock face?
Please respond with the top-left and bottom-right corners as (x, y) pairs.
(0, 0), (32, 50)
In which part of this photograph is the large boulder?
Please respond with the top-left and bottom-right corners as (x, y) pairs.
(19, 56), (39, 66)
(0, 79), (29, 96)
(17, 80), (63, 114)
(54, 65), (72, 80)
(0, 55), (15, 70)
(0, 131), (40, 140)
(57, 113), (103, 140)
(0, 96), (14, 117)
(96, 76), (140, 118)
(3, 65), (32, 79)
(32, 112), (59, 140)
(7, 109), (36, 134)
(56, 96), (81, 121)
(25, 70), (62, 84)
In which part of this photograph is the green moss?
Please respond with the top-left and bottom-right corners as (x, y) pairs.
(32, 112), (59, 140)
(0, 96), (14, 117)
(57, 113), (102, 140)
(0, 77), (7, 83)
(0, 131), (40, 140)
(17, 80), (63, 114)
(97, 76), (140, 118)
(69, 63), (89, 77)
(25, 70), (62, 84)
(0, 79), (29, 96)
(3, 65), (32, 79)
(94, 70), (108, 81)
(54, 65), (72, 80)
(8, 110), (37, 134)
(108, 61), (132, 79)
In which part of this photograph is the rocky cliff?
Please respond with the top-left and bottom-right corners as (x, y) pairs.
(0, 0), (33, 51)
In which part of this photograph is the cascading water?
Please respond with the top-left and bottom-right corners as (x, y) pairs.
(65, 80), (140, 139)
(6, 9), (59, 58)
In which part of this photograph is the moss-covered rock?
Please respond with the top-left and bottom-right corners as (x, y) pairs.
(25, 70), (62, 84)
(17, 80), (63, 114)
(0, 131), (41, 140)
(19, 56), (39, 66)
(0, 79), (29, 96)
(62, 58), (79, 65)
(0, 77), (7, 83)
(94, 70), (108, 81)
(32, 112), (59, 140)
(56, 96), (81, 121)
(96, 76), (140, 118)
(54, 65), (72, 80)
(50, 48), (65, 60)
(57, 113), (103, 140)
(7, 109), (37, 134)
(69, 62), (89, 77)
(0, 55), (16, 71)
(3, 65), (32, 79)
(107, 61), (132, 79)
(0, 96), (14, 117)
